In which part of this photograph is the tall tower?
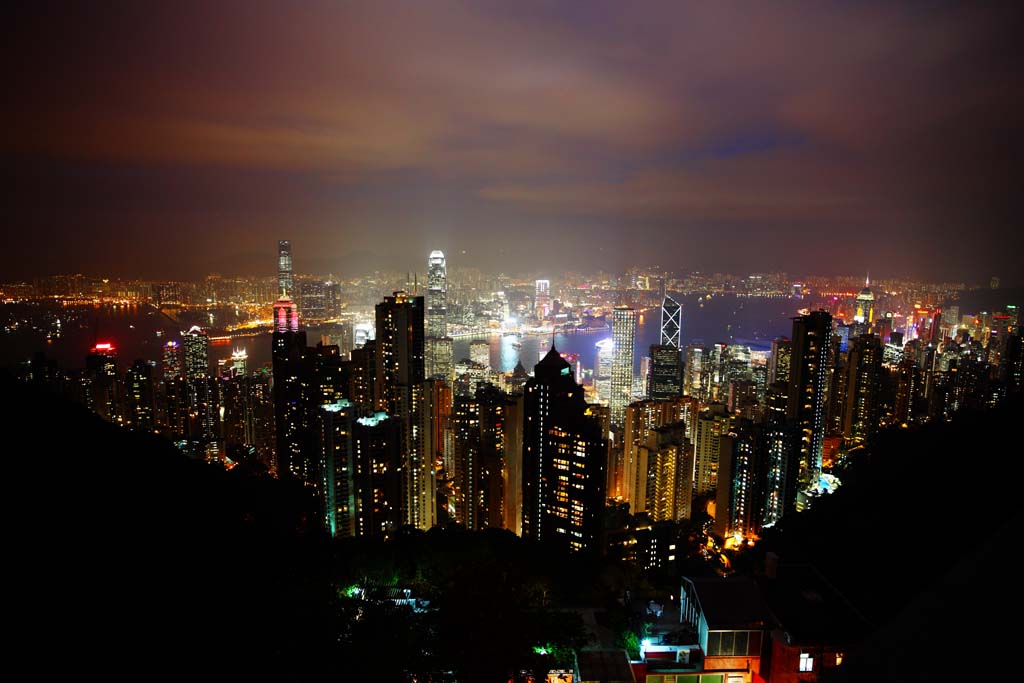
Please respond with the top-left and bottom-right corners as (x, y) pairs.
(610, 306), (636, 428)
(522, 346), (607, 553)
(427, 250), (447, 338)
(843, 333), (883, 442)
(854, 275), (875, 325)
(660, 295), (681, 347)
(787, 310), (832, 495)
(278, 240), (293, 299)
(183, 326), (209, 380)
(426, 250), (453, 380)
(374, 291), (434, 530)
(272, 296), (311, 480)
(535, 279), (551, 319)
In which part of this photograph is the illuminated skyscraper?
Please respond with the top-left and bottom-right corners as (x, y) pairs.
(230, 348), (247, 377)
(317, 400), (357, 537)
(854, 276), (875, 325)
(522, 346), (607, 552)
(427, 250), (447, 338)
(535, 279), (550, 319)
(374, 291), (434, 530)
(787, 311), (833, 495)
(768, 337), (791, 387)
(470, 340), (490, 371)
(610, 306), (636, 428)
(183, 326), (209, 380)
(843, 333), (883, 442)
(694, 403), (729, 495)
(660, 295), (681, 347)
(85, 343), (119, 422)
(648, 344), (683, 400)
(272, 296), (311, 480)
(278, 240), (293, 298)
(426, 250), (453, 380)
(162, 340), (182, 381)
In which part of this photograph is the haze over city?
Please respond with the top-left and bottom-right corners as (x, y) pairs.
(6, 1), (1024, 283)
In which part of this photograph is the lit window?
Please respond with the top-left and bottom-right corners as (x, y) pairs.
(799, 653), (814, 672)
(835, 652), (843, 666)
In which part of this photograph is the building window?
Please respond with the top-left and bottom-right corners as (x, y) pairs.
(835, 652), (843, 666)
(800, 653), (814, 672)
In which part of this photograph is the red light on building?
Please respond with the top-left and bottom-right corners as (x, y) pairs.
(93, 343), (114, 351)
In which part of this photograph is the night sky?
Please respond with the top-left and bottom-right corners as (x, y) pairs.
(6, 1), (1023, 282)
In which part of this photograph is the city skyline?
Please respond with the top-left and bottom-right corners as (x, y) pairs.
(6, 2), (1024, 283)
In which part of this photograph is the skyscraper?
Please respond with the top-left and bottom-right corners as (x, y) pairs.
(787, 311), (833, 495)
(648, 344), (683, 400)
(272, 296), (311, 480)
(610, 306), (636, 429)
(426, 250), (453, 380)
(660, 295), (681, 347)
(843, 333), (883, 442)
(162, 340), (182, 381)
(278, 240), (293, 299)
(183, 326), (209, 380)
(535, 279), (550, 319)
(522, 346), (607, 553)
(427, 250), (447, 338)
(854, 276), (875, 325)
(374, 291), (434, 530)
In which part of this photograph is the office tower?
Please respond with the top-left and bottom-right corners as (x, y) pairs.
(854, 276), (875, 325)
(648, 345), (683, 400)
(454, 358), (489, 397)
(723, 345), (753, 384)
(535, 279), (550, 319)
(787, 311), (833, 494)
(162, 341), (182, 381)
(374, 291), (434, 530)
(661, 295), (682, 347)
(684, 345), (704, 398)
(125, 359), (156, 431)
(694, 403), (730, 495)
(317, 400), (357, 537)
(278, 240), (293, 298)
(715, 420), (764, 540)
(704, 342), (727, 402)
(272, 296), (312, 480)
(321, 321), (355, 359)
(426, 251), (454, 380)
(768, 337), (791, 387)
(183, 326), (209, 379)
(843, 334), (883, 442)
(84, 343), (119, 422)
(522, 346), (607, 553)
(610, 306), (636, 429)
(427, 250), (447, 338)
(352, 411), (403, 538)
(230, 348), (247, 377)
(470, 340), (490, 371)
(299, 280), (326, 322)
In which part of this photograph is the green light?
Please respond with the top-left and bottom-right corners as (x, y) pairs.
(322, 399), (353, 413)
(533, 646), (549, 656)
(357, 412), (389, 427)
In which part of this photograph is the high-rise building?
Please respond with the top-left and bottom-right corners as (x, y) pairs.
(427, 250), (447, 338)
(278, 240), (293, 299)
(762, 382), (799, 527)
(299, 280), (326, 322)
(843, 334), (883, 442)
(648, 345), (683, 400)
(272, 296), (311, 481)
(684, 345), (704, 399)
(768, 337), (791, 387)
(854, 276), (875, 325)
(610, 306), (637, 429)
(84, 343), (119, 421)
(125, 359), (156, 431)
(715, 420), (764, 540)
(469, 340), (490, 371)
(352, 411), (403, 538)
(183, 326), (209, 380)
(374, 291), (434, 530)
(317, 400), (357, 537)
(230, 348), (247, 377)
(162, 340), (182, 381)
(502, 391), (525, 536)
(426, 250), (453, 381)
(694, 403), (730, 495)
(535, 279), (550, 319)
(661, 295), (681, 348)
(522, 346), (607, 553)
(787, 311), (833, 496)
